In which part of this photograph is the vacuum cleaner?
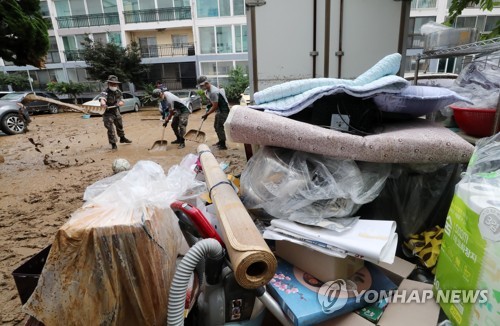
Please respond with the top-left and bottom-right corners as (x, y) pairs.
(168, 201), (291, 326)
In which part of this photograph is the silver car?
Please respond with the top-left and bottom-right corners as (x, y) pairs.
(0, 100), (29, 134)
(83, 92), (142, 115)
(170, 90), (202, 112)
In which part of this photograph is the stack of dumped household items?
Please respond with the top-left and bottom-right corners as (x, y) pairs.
(221, 53), (497, 325)
(13, 53), (499, 326)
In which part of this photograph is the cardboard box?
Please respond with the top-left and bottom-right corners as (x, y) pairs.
(318, 257), (441, 326)
(267, 258), (397, 326)
(275, 240), (364, 282)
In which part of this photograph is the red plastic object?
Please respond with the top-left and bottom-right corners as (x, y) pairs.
(450, 105), (499, 138)
(170, 201), (225, 247)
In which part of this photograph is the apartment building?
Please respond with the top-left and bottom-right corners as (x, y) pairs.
(0, 0), (248, 92)
(407, 0), (500, 74)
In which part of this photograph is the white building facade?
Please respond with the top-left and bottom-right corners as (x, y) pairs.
(0, 0), (248, 92)
(407, 0), (500, 74)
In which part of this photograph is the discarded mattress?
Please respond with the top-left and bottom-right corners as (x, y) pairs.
(250, 53), (410, 116)
(225, 106), (474, 164)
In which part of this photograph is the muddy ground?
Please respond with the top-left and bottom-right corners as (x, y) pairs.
(0, 106), (247, 325)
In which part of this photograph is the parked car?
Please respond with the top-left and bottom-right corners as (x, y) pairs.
(83, 92), (141, 115)
(0, 100), (28, 134)
(240, 86), (250, 106)
(170, 90), (202, 112)
(1, 91), (60, 114)
(0, 91), (13, 99)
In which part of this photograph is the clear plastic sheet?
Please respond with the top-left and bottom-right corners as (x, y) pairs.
(240, 147), (391, 225)
(443, 51), (500, 114)
(23, 160), (205, 325)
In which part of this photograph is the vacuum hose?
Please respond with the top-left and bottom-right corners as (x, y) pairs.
(167, 238), (223, 326)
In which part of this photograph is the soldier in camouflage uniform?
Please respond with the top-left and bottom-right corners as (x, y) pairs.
(152, 89), (190, 149)
(99, 75), (132, 150)
(197, 76), (230, 150)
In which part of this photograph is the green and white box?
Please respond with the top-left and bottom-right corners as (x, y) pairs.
(434, 176), (500, 325)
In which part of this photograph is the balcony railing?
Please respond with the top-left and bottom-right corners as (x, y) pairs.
(124, 7), (191, 24)
(56, 13), (119, 29)
(140, 43), (195, 58)
(65, 50), (86, 61)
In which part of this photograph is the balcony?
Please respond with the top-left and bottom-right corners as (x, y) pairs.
(124, 7), (191, 24)
(65, 50), (85, 61)
(56, 13), (119, 29)
(140, 43), (195, 58)
(411, 0), (437, 9)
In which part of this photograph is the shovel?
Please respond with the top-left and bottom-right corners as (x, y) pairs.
(184, 119), (206, 143)
(150, 123), (168, 151)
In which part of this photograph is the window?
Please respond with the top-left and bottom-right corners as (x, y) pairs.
(217, 61), (233, 74)
(54, 0), (71, 16)
(69, 0), (86, 15)
(216, 26), (232, 53)
(197, 0), (243, 17)
(411, 0), (437, 9)
(93, 33), (107, 44)
(40, 1), (50, 16)
(233, 0), (244, 15)
(103, 0), (118, 13)
(407, 16), (436, 49)
(108, 32), (122, 45)
(235, 25), (247, 53)
(197, 0), (218, 17)
(485, 16), (500, 32)
(172, 35), (188, 47)
(455, 16), (477, 28)
(139, 37), (158, 57)
(87, 0), (103, 14)
(200, 27), (216, 54)
(220, 0), (230, 16)
(201, 62), (217, 75)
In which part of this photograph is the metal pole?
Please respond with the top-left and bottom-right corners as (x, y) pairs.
(27, 69), (34, 92)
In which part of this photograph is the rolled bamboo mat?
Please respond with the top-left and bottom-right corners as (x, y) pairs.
(197, 144), (277, 289)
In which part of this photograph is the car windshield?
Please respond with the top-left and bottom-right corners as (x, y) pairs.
(243, 87), (250, 95)
(172, 91), (190, 98)
(1, 93), (25, 101)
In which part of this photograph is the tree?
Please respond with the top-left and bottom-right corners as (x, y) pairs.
(448, 0), (500, 37)
(0, 0), (49, 68)
(46, 82), (87, 104)
(81, 37), (149, 87)
(0, 72), (30, 90)
(220, 66), (249, 103)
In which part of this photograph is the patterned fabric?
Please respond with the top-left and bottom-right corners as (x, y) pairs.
(171, 112), (189, 140)
(100, 88), (123, 114)
(224, 106), (474, 164)
(404, 226), (443, 274)
(250, 53), (409, 116)
(103, 114), (124, 144)
(215, 111), (229, 143)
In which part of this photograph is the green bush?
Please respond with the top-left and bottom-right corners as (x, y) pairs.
(46, 81), (86, 104)
(221, 66), (249, 103)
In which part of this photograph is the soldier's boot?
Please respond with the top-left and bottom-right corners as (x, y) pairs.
(217, 142), (227, 150)
(111, 143), (118, 150)
(120, 136), (132, 143)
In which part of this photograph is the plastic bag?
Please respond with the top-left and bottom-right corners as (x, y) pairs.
(357, 163), (462, 241)
(443, 51), (500, 114)
(24, 160), (206, 325)
(240, 147), (391, 225)
(420, 21), (451, 35)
